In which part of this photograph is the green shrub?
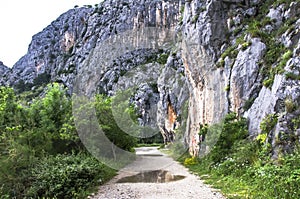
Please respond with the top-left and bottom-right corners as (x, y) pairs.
(285, 72), (300, 80)
(184, 157), (198, 166)
(209, 113), (248, 163)
(214, 140), (259, 177)
(291, 116), (300, 132)
(224, 85), (230, 91)
(275, 50), (293, 74)
(199, 123), (209, 137)
(192, 14), (199, 24)
(178, 6), (184, 25)
(281, 48), (292, 64)
(180, 6), (184, 14)
(263, 78), (274, 87)
(221, 45), (238, 60)
(156, 54), (169, 65)
(95, 94), (138, 152)
(249, 153), (300, 199)
(244, 97), (255, 111)
(179, 110), (300, 199)
(0, 140), (38, 198)
(216, 59), (225, 68)
(261, 17), (272, 26)
(241, 41), (251, 50)
(285, 97), (296, 113)
(182, 130), (300, 199)
(26, 153), (116, 199)
(263, 43), (284, 68)
(260, 113), (278, 134)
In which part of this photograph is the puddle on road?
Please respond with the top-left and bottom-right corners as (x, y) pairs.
(116, 170), (186, 183)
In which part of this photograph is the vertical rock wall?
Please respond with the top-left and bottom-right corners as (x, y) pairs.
(181, 0), (300, 157)
(2, 0), (300, 157)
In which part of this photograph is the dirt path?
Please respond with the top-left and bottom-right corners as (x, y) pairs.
(90, 147), (226, 199)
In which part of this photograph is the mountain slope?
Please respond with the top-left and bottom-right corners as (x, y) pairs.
(1, 0), (300, 157)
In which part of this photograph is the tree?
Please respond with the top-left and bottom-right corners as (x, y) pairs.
(26, 83), (79, 154)
(95, 94), (137, 152)
(0, 87), (22, 130)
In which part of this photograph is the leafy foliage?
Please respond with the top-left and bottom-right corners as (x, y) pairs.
(0, 84), (137, 198)
(179, 113), (300, 199)
(156, 53), (169, 65)
(184, 157), (198, 166)
(260, 113), (278, 134)
(137, 132), (164, 145)
(95, 94), (138, 152)
(0, 87), (22, 129)
(201, 113), (248, 163)
(14, 73), (51, 93)
(26, 153), (116, 199)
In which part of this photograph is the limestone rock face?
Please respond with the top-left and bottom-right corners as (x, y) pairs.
(229, 38), (266, 115)
(181, 0), (300, 156)
(68, 0), (181, 131)
(157, 52), (189, 143)
(1, 0), (300, 156)
(0, 61), (10, 86)
(6, 0), (180, 89)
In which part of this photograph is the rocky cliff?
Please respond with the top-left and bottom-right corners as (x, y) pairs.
(0, 61), (10, 86)
(1, 0), (300, 158)
(182, 0), (300, 158)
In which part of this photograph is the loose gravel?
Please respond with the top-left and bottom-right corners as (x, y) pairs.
(90, 147), (226, 199)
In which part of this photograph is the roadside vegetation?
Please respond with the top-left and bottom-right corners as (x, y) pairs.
(178, 113), (300, 199)
(0, 83), (138, 198)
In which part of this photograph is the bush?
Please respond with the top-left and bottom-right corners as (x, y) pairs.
(95, 94), (138, 152)
(209, 113), (248, 163)
(249, 152), (300, 199)
(285, 72), (300, 80)
(184, 157), (198, 166)
(0, 84), (106, 198)
(26, 153), (116, 199)
(260, 113), (278, 134)
(285, 97), (297, 113)
(180, 113), (300, 198)
(156, 54), (169, 65)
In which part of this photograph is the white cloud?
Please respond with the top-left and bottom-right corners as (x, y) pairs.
(0, 0), (103, 67)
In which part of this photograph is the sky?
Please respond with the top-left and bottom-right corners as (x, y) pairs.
(0, 0), (103, 67)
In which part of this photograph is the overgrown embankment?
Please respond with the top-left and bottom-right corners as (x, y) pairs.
(178, 113), (300, 198)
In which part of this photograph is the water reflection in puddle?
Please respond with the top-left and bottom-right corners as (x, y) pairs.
(117, 170), (186, 183)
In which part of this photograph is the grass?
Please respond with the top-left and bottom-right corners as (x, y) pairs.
(285, 72), (300, 80)
(164, 112), (300, 198)
(179, 141), (300, 198)
(175, 113), (300, 199)
(217, 35), (248, 68)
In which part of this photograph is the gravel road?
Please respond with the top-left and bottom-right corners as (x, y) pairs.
(90, 147), (226, 199)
